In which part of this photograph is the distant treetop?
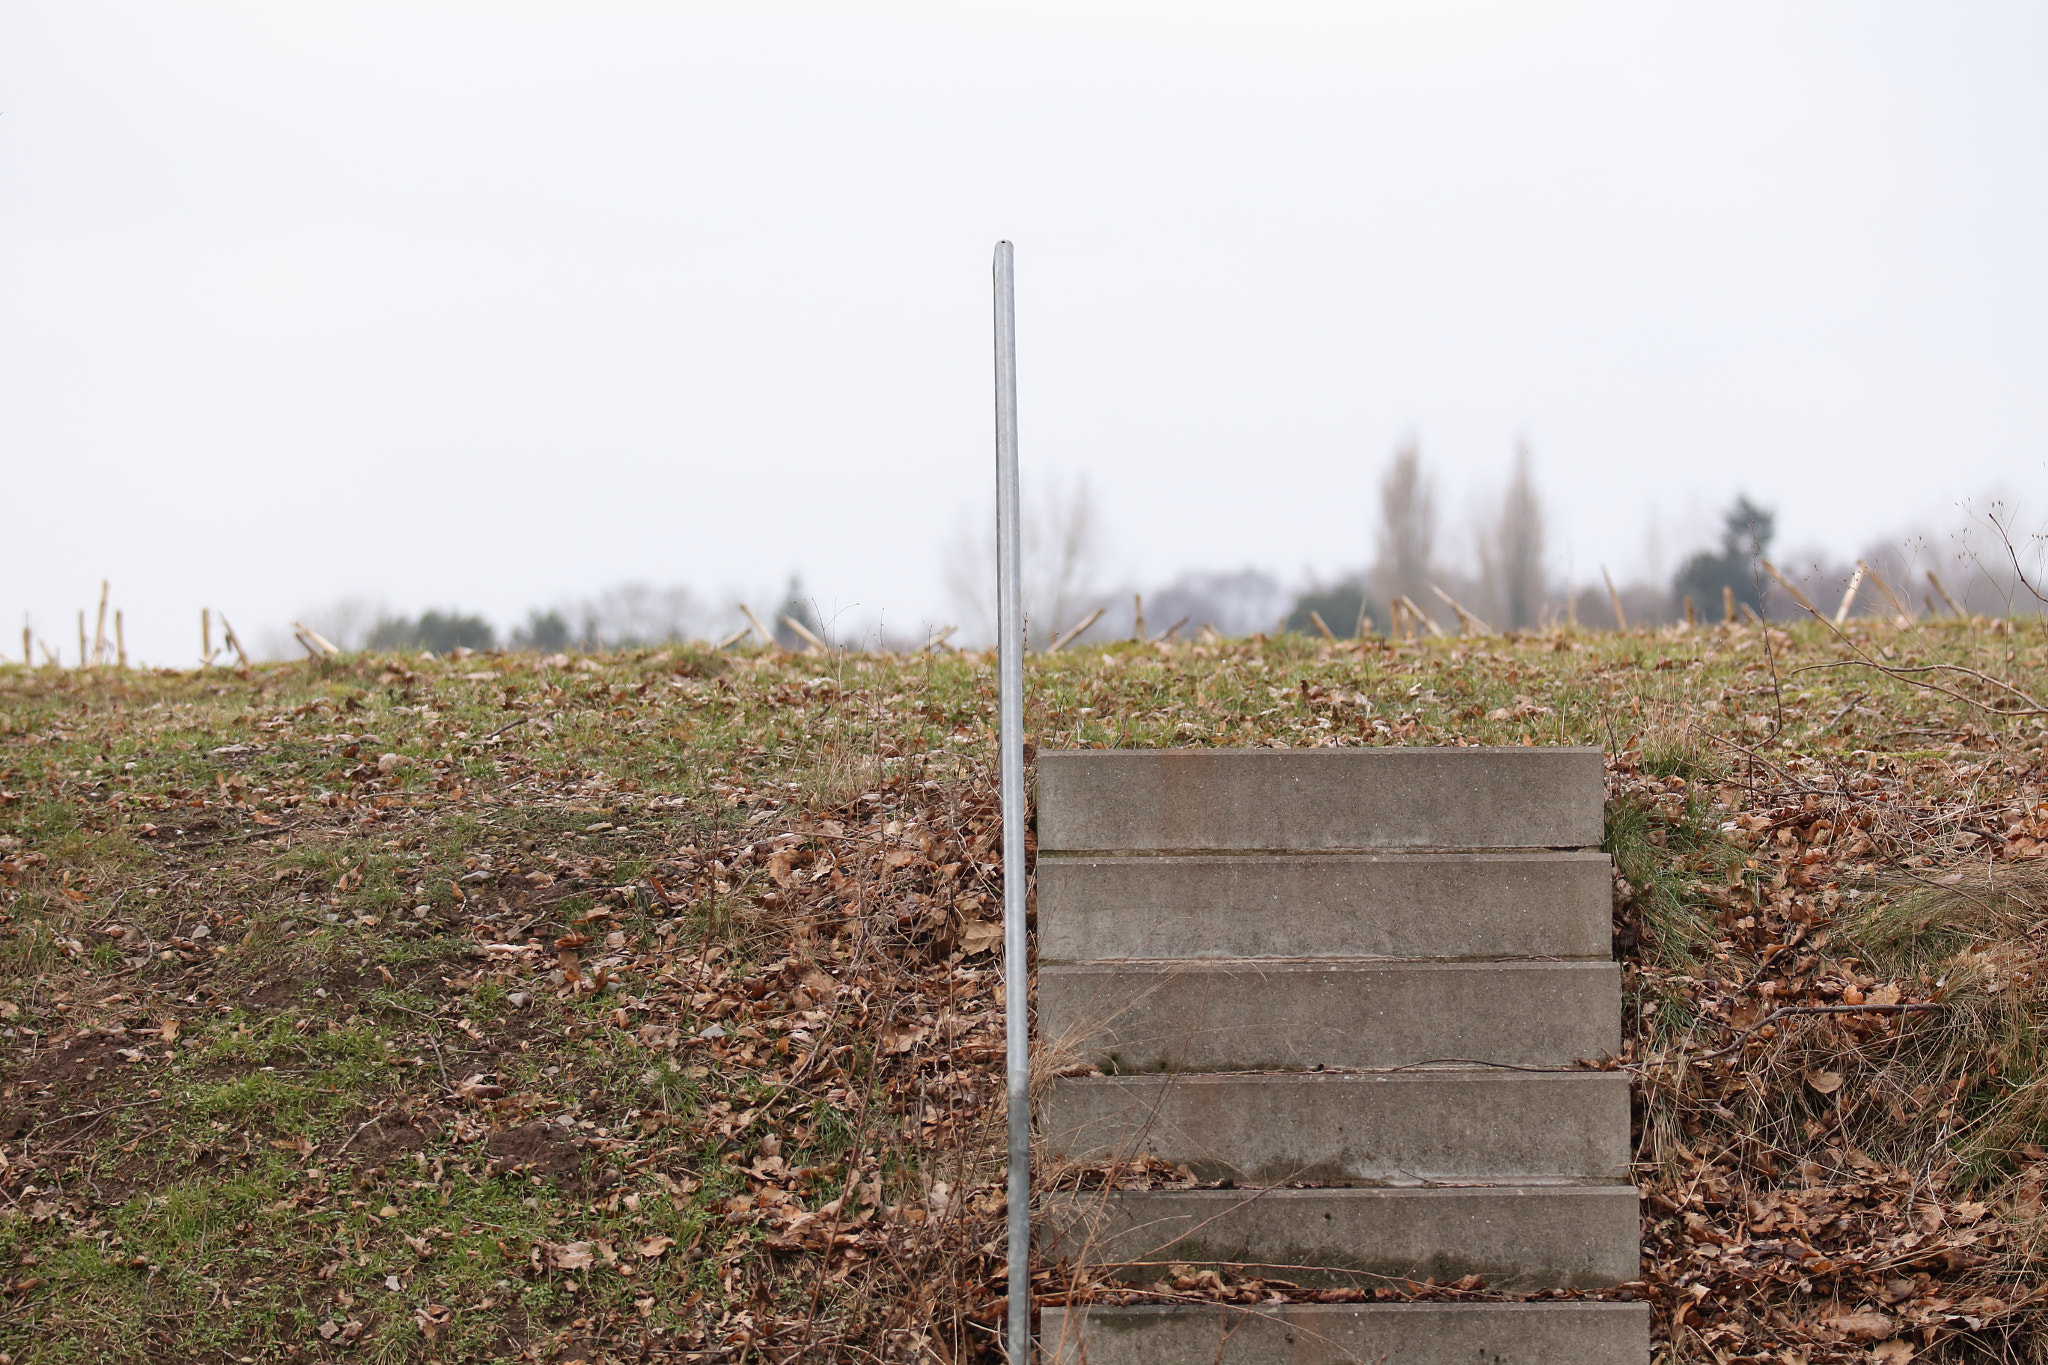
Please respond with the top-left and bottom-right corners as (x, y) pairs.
(1672, 495), (1776, 618)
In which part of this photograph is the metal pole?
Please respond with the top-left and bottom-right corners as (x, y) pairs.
(993, 240), (1031, 1364)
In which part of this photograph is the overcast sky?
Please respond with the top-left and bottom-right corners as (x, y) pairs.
(5, 2), (2045, 662)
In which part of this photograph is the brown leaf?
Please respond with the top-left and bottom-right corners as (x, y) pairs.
(1825, 1310), (1896, 1340)
(637, 1235), (675, 1258)
(882, 1023), (929, 1055)
(1806, 1070), (1845, 1096)
(544, 1241), (596, 1271)
(454, 1073), (505, 1102)
(958, 920), (1004, 955)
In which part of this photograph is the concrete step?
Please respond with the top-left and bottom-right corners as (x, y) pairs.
(1040, 1302), (1650, 1364)
(1037, 851), (1613, 963)
(1039, 1185), (1641, 1292)
(1038, 959), (1622, 1072)
(1041, 1070), (1630, 1185)
(1036, 747), (1604, 853)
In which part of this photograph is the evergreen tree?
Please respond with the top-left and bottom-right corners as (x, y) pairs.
(1673, 496), (1776, 617)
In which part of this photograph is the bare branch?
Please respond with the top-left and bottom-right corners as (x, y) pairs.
(1986, 510), (2048, 606)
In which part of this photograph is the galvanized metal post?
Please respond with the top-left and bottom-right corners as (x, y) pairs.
(992, 240), (1031, 1364)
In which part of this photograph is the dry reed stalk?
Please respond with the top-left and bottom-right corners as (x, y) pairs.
(1927, 569), (1965, 618)
(1430, 583), (1494, 636)
(1723, 584), (1736, 623)
(114, 610), (125, 668)
(1601, 567), (1628, 630)
(1391, 594), (1444, 638)
(76, 610), (86, 670)
(1760, 558), (1820, 617)
(1049, 606), (1105, 652)
(1305, 609), (1337, 643)
(738, 602), (776, 646)
(1833, 561), (1866, 625)
(781, 614), (830, 653)
(91, 580), (109, 664)
(1861, 561), (1916, 627)
(291, 621), (339, 658)
(1132, 593), (1145, 643)
(218, 613), (250, 668)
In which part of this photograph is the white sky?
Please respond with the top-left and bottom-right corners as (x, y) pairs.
(4, 2), (2045, 662)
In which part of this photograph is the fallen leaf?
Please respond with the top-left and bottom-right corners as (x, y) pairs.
(1868, 982), (1902, 1007)
(1873, 1341), (1914, 1363)
(958, 920), (1004, 955)
(637, 1235), (675, 1258)
(1807, 1070), (1845, 1096)
(883, 1023), (929, 1054)
(546, 1241), (596, 1271)
(413, 1303), (452, 1340)
(1825, 1310), (1895, 1340)
(454, 1073), (505, 1102)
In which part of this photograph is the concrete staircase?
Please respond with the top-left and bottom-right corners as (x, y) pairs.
(1032, 748), (1647, 1364)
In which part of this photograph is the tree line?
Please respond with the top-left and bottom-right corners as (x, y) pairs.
(283, 452), (2041, 659)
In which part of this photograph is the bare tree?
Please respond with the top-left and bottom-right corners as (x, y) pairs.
(560, 582), (706, 647)
(1485, 442), (1546, 630)
(1372, 442), (1436, 611)
(942, 470), (1109, 647)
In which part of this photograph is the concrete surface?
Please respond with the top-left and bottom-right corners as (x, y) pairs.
(1037, 959), (1623, 1072)
(1036, 851), (1613, 962)
(1040, 1070), (1630, 1184)
(1039, 1302), (1652, 1364)
(1037, 1185), (1642, 1291)
(1035, 748), (1604, 852)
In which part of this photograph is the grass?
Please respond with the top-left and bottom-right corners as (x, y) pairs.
(0, 619), (2044, 1362)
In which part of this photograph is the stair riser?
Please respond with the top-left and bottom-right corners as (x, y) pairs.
(1039, 960), (1623, 1072)
(1042, 1071), (1631, 1184)
(1036, 747), (1605, 852)
(1039, 1303), (1651, 1365)
(1038, 851), (1613, 962)
(1039, 1186), (1641, 1292)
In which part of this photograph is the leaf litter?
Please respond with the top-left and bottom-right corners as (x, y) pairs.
(0, 620), (2043, 1362)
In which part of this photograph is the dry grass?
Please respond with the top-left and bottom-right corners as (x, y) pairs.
(0, 618), (2044, 1361)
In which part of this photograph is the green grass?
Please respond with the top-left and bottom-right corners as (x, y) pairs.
(2, 620), (2045, 1361)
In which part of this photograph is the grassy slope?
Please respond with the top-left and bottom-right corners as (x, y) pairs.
(0, 622), (2043, 1363)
